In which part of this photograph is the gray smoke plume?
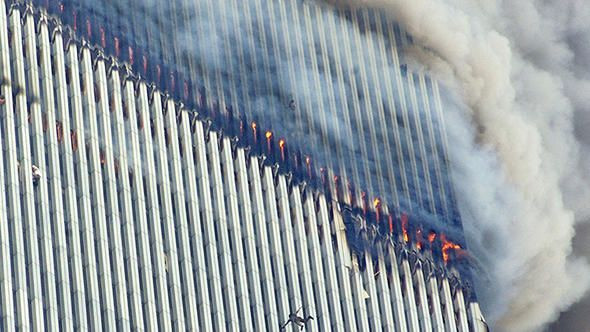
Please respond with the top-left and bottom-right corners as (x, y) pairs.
(328, 0), (590, 331)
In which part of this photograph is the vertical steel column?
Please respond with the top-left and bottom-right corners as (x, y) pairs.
(413, 264), (434, 331)
(206, 130), (240, 331)
(440, 277), (458, 331)
(359, 8), (402, 204)
(122, 79), (159, 331)
(0, 2), (19, 329)
(109, 74), (145, 331)
(355, 255), (378, 331)
(37, 16), (71, 330)
(233, 149), (267, 331)
(373, 249), (396, 330)
(400, 257), (420, 330)
(191, 120), (227, 330)
(248, 156), (280, 330)
(260, 167), (292, 323)
(332, 8), (375, 194)
(322, 9), (362, 191)
(162, 100), (200, 331)
(94, 59), (131, 330)
(416, 74), (449, 217)
(289, 186), (324, 331)
(150, 92), (186, 331)
(386, 245), (409, 331)
(79, 46), (117, 330)
(426, 268), (446, 332)
(220, 138), (254, 331)
(347, 8), (387, 196)
(276, 176), (305, 314)
(468, 302), (488, 332)
(135, 84), (172, 331)
(52, 22), (88, 330)
(318, 196), (358, 330)
(177, 110), (213, 332)
(21, 9), (51, 331)
(303, 192), (344, 330)
(454, 287), (470, 332)
(65, 41), (102, 331)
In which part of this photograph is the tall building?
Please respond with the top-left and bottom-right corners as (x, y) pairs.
(0, 0), (487, 331)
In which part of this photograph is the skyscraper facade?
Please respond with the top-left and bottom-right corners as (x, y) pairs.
(0, 0), (486, 331)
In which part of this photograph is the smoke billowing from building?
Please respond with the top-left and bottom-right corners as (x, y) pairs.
(328, 0), (590, 331)
(47, 0), (590, 330)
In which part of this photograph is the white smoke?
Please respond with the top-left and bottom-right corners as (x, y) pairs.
(329, 0), (590, 330)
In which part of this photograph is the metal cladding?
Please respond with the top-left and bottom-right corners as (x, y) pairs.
(0, 0), (488, 331)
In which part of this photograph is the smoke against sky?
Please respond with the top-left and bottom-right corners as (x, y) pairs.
(330, 0), (590, 331)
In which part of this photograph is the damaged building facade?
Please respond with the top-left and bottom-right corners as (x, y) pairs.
(0, 0), (487, 331)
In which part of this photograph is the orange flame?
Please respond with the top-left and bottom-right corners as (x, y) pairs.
(388, 215), (394, 234)
(373, 198), (381, 208)
(401, 214), (409, 243)
(279, 138), (286, 160)
(441, 234), (461, 264)
(251, 122), (257, 142)
(373, 198), (382, 221)
(265, 131), (272, 152)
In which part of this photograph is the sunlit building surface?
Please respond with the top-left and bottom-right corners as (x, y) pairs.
(0, 1), (487, 331)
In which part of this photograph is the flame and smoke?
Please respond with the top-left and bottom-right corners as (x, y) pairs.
(328, 0), (590, 330)
(440, 233), (460, 264)
(76, 0), (590, 330)
(373, 197), (381, 221)
(400, 213), (409, 244)
(278, 138), (286, 161)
